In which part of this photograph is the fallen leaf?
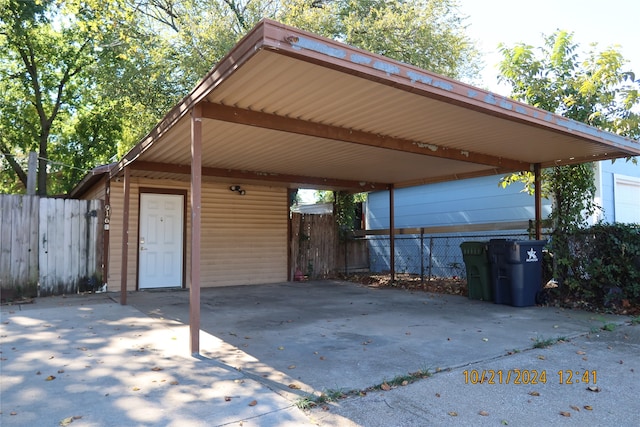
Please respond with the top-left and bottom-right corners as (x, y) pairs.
(587, 386), (601, 392)
(576, 351), (586, 355)
(381, 383), (391, 391)
(248, 400), (257, 406)
(224, 396), (232, 402)
(151, 366), (163, 371)
(501, 420), (509, 425)
(288, 365), (296, 369)
(132, 387), (140, 391)
(559, 411), (571, 417)
(584, 405), (593, 410)
(482, 338), (489, 342)
(59, 417), (74, 426)
(448, 411), (458, 417)
(78, 347), (87, 352)
(401, 380), (409, 386)
(278, 346), (284, 350)
(288, 383), (301, 389)
(570, 405), (580, 412)
(435, 393), (441, 398)
(170, 381), (179, 385)
(10, 411), (17, 416)
(319, 356), (325, 360)
(619, 360), (624, 364)
(537, 355), (546, 360)
(479, 410), (489, 416)
(49, 355), (55, 359)
(528, 391), (540, 397)
(322, 405), (330, 411)
(46, 375), (56, 381)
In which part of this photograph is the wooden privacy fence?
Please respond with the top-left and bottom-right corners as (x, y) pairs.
(0, 195), (103, 298)
(290, 213), (368, 279)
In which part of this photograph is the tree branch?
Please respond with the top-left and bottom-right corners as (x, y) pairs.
(0, 144), (28, 186)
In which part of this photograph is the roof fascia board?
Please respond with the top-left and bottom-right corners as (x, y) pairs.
(200, 101), (530, 171)
(261, 20), (640, 157)
(109, 21), (272, 178)
(130, 161), (389, 191)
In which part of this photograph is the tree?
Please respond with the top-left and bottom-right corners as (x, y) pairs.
(497, 30), (640, 233)
(279, 0), (480, 80)
(2, 0), (480, 194)
(497, 31), (640, 288)
(0, 0), (133, 195)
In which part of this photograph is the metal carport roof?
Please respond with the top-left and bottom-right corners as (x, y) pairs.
(100, 19), (639, 192)
(74, 19), (639, 354)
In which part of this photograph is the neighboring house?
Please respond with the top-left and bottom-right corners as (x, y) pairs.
(594, 158), (640, 224)
(365, 158), (640, 275)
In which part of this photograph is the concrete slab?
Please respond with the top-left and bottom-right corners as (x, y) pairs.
(128, 281), (628, 393)
(312, 325), (640, 426)
(2, 280), (637, 426)
(0, 294), (314, 427)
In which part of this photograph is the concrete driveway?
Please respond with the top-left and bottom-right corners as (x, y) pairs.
(2, 280), (639, 426)
(128, 281), (628, 391)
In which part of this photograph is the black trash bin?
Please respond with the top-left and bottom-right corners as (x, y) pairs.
(488, 239), (547, 307)
(460, 241), (492, 301)
(508, 240), (547, 307)
(488, 239), (513, 305)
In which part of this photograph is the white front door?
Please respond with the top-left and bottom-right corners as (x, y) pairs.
(139, 193), (184, 289)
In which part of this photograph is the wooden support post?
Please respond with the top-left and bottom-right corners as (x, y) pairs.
(26, 152), (37, 196)
(190, 104), (203, 356)
(389, 185), (395, 282)
(534, 163), (542, 240)
(120, 166), (130, 305)
(103, 177), (110, 290)
(287, 188), (293, 281)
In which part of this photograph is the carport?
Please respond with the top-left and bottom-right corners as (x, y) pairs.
(99, 19), (639, 354)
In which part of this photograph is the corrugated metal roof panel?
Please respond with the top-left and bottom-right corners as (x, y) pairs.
(94, 19), (638, 195)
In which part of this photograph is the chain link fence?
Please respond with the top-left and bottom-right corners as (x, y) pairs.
(368, 231), (550, 280)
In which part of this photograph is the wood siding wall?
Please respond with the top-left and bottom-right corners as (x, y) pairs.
(0, 195), (39, 296)
(0, 195), (103, 298)
(39, 198), (104, 295)
(105, 178), (288, 290)
(290, 213), (369, 278)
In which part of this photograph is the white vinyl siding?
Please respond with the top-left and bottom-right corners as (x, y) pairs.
(614, 174), (640, 223)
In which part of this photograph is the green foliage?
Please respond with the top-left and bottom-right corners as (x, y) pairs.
(497, 31), (640, 292)
(0, 0), (136, 194)
(2, 0), (480, 195)
(279, 0), (480, 80)
(497, 31), (640, 225)
(551, 223), (640, 309)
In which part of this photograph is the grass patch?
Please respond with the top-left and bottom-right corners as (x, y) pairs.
(373, 369), (432, 391)
(533, 336), (566, 349)
(601, 322), (617, 331)
(295, 369), (432, 409)
(630, 316), (640, 325)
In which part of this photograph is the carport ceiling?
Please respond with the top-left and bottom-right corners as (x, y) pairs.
(113, 19), (640, 190)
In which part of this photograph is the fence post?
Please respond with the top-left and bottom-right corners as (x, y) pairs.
(428, 236), (434, 280)
(420, 228), (424, 284)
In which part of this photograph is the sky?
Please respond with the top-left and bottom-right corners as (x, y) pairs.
(456, 0), (640, 95)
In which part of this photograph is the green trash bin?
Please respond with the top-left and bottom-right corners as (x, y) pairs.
(460, 241), (492, 301)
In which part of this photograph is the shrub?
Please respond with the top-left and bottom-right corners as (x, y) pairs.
(549, 223), (640, 308)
